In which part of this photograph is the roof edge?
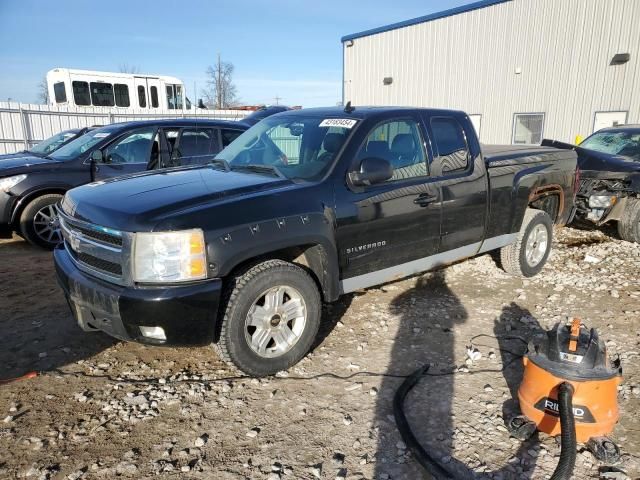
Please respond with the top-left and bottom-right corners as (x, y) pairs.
(341, 0), (512, 43)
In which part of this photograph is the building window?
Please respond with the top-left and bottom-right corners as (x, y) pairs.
(150, 86), (159, 108)
(513, 113), (544, 145)
(72, 81), (91, 106)
(53, 82), (67, 103)
(137, 86), (146, 108)
(90, 82), (115, 107)
(114, 84), (130, 107)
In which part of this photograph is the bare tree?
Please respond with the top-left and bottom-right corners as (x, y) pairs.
(202, 54), (238, 109)
(37, 77), (49, 104)
(119, 63), (141, 74)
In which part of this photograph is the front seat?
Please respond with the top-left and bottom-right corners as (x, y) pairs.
(390, 134), (417, 169)
(317, 133), (346, 164)
(366, 140), (391, 161)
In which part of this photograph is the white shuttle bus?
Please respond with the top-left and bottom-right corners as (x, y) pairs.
(46, 68), (193, 111)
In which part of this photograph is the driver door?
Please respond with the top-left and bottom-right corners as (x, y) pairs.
(93, 127), (158, 181)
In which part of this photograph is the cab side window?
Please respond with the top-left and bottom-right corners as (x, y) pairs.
(103, 128), (156, 164)
(357, 119), (427, 181)
(175, 128), (220, 162)
(221, 129), (243, 147)
(430, 117), (470, 173)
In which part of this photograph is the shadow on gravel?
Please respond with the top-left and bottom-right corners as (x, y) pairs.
(373, 271), (546, 479)
(0, 238), (115, 380)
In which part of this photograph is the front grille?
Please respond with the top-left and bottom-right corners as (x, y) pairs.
(58, 208), (129, 285)
(67, 246), (123, 276)
(70, 223), (123, 247)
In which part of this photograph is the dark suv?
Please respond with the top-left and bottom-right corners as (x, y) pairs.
(0, 119), (250, 248)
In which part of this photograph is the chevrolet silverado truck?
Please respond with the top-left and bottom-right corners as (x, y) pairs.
(543, 125), (640, 243)
(54, 106), (578, 376)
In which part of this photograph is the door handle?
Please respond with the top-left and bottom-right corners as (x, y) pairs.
(413, 194), (438, 206)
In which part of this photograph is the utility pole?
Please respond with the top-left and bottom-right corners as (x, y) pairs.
(273, 95), (282, 105)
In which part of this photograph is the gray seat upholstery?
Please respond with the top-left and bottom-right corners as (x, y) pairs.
(317, 133), (346, 163)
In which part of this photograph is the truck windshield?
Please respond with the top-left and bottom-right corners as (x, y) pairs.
(49, 126), (117, 161)
(581, 130), (640, 161)
(215, 115), (357, 180)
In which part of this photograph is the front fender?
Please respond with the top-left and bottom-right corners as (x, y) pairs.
(206, 210), (340, 301)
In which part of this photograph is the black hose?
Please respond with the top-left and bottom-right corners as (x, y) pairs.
(393, 365), (454, 480)
(550, 382), (577, 480)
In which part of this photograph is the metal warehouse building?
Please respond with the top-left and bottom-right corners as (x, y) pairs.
(342, 0), (640, 145)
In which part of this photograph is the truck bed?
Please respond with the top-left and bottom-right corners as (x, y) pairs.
(482, 144), (576, 166)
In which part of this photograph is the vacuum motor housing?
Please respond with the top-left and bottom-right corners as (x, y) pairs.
(518, 319), (621, 443)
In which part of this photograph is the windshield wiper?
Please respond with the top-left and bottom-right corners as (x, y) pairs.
(209, 158), (231, 171)
(230, 163), (285, 178)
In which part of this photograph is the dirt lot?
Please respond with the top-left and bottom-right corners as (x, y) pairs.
(1, 226), (639, 480)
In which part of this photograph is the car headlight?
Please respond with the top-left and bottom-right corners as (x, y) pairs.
(0, 174), (27, 192)
(133, 229), (207, 283)
(588, 195), (617, 209)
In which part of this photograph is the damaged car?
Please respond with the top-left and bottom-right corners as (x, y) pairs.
(543, 125), (640, 243)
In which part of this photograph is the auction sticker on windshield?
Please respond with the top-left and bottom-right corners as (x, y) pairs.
(319, 119), (358, 129)
(93, 133), (110, 138)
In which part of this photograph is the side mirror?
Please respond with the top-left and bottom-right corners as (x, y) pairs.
(349, 157), (393, 186)
(90, 149), (104, 163)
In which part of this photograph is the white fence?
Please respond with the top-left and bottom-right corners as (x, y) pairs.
(0, 102), (250, 154)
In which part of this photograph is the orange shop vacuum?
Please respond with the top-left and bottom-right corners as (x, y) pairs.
(393, 319), (623, 480)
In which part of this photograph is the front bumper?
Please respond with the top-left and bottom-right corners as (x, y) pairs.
(54, 246), (222, 346)
(0, 191), (16, 238)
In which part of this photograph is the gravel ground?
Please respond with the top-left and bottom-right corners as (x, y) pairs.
(0, 226), (638, 480)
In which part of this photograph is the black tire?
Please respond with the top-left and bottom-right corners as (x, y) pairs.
(215, 259), (322, 377)
(617, 198), (640, 243)
(19, 194), (64, 249)
(500, 208), (553, 278)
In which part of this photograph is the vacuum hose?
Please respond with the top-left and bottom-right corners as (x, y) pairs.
(550, 382), (577, 480)
(393, 365), (454, 480)
(394, 368), (578, 480)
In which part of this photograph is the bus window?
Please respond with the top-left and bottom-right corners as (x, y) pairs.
(72, 81), (91, 106)
(90, 82), (115, 107)
(114, 84), (130, 107)
(176, 85), (184, 109)
(137, 86), (146, 108)
(53, 82), (67, 103)
(150, 86), (159, 108)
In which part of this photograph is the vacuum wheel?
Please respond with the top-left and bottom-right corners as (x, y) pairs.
(587, 437), (620, 463)
(507, 415), (537, 441)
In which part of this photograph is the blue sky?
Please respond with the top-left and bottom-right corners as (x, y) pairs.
(0, 0), (469, 106)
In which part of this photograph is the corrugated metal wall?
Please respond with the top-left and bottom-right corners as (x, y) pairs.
(0, 102), (249, 154)
(343, 0), (640, 144)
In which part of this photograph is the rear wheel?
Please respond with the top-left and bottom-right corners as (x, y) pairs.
(19, 194), (64, 249)
(500, 208), (553, 277)
(617, 198), (640, 243)
(215, 259), (321, 377)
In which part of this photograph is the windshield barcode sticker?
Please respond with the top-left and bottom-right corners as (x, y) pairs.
(320, 119), (358, 129)
(93, 133), (110, 138)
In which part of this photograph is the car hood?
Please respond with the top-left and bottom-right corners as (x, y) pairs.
(62, 166), (295, 231)
(0, 154), (56, 174)
(577, 147), (640, 174)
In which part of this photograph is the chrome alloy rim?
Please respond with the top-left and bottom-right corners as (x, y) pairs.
(525, 224), (548, 267)
(33, 204), (62, 244)
(244, 285), (307, 358)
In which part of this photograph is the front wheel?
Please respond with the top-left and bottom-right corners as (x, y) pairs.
(500, 208), (553, 277)
(19, 194), (64, 249)
(617, 198), (640, 243)
(215, 260), (321, 377)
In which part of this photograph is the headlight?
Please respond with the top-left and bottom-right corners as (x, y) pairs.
(588, 195), (617, 209)
(133, 229), (207, 283)
(0, 174), (27, 192)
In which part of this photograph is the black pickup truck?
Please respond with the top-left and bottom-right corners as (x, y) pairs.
(54, 106), (577, 376)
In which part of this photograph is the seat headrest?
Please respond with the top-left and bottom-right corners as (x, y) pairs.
(323, 133), (346, 154)
(366, 140), (390, 159)
(391, 134), (415, 157)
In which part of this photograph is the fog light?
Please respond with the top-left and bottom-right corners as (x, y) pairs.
(139, 326), (166, 341)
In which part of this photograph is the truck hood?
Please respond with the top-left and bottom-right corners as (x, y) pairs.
(62, 166), (294, 230)
(0, 154), (56, 174)
(576, 147), (640, 174)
